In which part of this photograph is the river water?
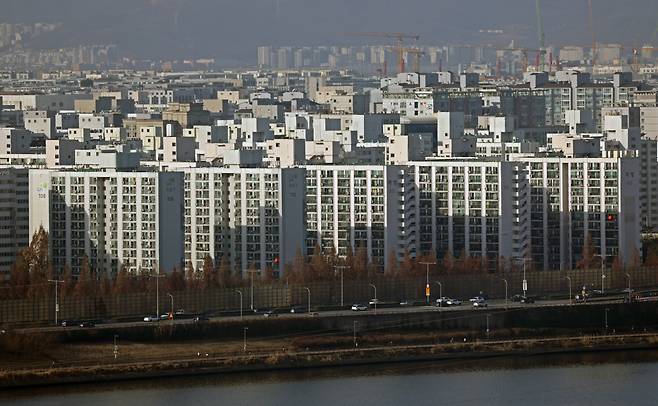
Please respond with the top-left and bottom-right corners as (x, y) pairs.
(3, 350), (658, 406)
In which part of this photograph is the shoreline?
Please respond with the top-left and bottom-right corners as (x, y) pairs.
(2, 333), (658, 389)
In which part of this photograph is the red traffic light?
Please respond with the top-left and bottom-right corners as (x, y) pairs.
(607, 214), (615, 221)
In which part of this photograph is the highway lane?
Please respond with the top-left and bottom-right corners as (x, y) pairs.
(14, 295), (629, 335)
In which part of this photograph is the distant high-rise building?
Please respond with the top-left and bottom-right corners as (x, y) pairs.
(257, 46), (271, 68)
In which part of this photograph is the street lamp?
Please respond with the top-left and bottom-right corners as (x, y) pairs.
(514, 257), (531, 297)
(419, 261), (436, 305)
(235, 290), (243, 319)
(151, 272), (166, 318)
(434, 281), (443, 301)
(48, 279), (64, 326)
(593, 254), (611, 294)
(303, 287), (311, 315)
(335, 265), (348, 307)
(246, 269), (258, 311)
(604, 308), (610, 333)
(166, 293), (174, 319)
(369, 283), (377, 314)
(565, 276), (572, 304)
(500, 278), (508, 308)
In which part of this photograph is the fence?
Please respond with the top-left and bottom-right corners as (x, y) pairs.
(2, 267), (658, 325)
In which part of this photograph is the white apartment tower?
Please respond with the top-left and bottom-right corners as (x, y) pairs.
(29, 170), (184, 275)
(182, 167), (305, 276)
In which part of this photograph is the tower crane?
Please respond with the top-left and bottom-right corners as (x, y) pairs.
(344, 32), (421, 73)
(535, 0), (546, 71)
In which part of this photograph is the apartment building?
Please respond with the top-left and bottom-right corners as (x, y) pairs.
(304, 165), (405, 266)
(29, 170), (183, 275)
(516, 157), (640, 270)
(182, 167), (305, 276)
(405, 160), (520, 267)
(0, 167), (29, 278)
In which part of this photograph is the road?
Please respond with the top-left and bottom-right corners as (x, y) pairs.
(16, 294), (632, 335)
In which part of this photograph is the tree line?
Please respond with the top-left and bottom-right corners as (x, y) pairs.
(1, 228), (656, 300)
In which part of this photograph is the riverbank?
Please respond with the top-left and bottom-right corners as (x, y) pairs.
(2, 332), (658, 389)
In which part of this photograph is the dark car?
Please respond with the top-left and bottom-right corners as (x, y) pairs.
(193, 315), (210, 323)
(61, 320), (80, 327)
(79, 321), (95, 328)
(520, 296), (535, 304)
(290, 306), (307, 314)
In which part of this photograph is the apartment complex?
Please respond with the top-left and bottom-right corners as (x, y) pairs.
(29, 170), (183, 275)
(0, 168), (29, 277)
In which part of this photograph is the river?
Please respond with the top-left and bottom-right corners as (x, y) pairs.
(3, 350), (658, 406)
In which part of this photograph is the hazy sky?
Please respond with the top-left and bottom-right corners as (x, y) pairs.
(2, 0), (658, 63)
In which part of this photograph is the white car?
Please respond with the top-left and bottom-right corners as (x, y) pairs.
(351, 303), (368, 311)
(470, 296), (486, 303)
(473, 299), (488, 308)
(446, 298), (462, 306)
(368, 298), (380, 306)
(435, 297), (450, 307)
(143, 315), (158, 322)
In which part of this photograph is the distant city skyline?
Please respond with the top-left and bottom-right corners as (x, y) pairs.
(0, 0), (657, 63)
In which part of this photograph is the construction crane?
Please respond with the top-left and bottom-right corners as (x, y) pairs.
(588, 0), (597, 65)
(344, 32), (420, 73)
(632, 46), (658, 72)
(387, 47), (425, 73)
(498, 47), (545, 74)
(535, 0), (546, 70)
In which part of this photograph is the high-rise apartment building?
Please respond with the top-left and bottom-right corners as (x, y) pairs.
(29, 170), (184, 275)
(182, 167), (305, 276)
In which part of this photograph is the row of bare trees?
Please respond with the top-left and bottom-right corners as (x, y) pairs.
(2, 228), (657, 300)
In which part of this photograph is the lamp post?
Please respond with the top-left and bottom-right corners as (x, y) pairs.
(419, 261), (436, 305)
(235, 290), (243, 319)
(514, 257), (530, 297)
(500, 278), (508, 308)
(565, 276), (572, 304)
(303, 287), (311, 315)
(593, 254), (610, 294)
(604, 308), (610, 333)
(369, 283), (377, 314)
(48, 279), (64, 326)
(625, 273), (632, 302)
(166, 293), (174, 319)
(434, 281), (443, 301)
(152, 272), (166, 319)
(335, 265), (347, 307)
(246, 269), (258, 311)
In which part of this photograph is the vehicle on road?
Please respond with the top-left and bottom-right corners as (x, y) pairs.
(193, 315), (209, 323)
(399, 300), (412, 307)
(160, 314), (170, 320)
(263, 309), (279, 318)
(79, 321), (95, 328)
(60, 320), (80, 327)
(351, 303), (368, 311)
(175, 309), (186, 315)
(368, 298), (380, 306)
(472, 299), (488, 308)
(446, 298), (462, 306)
(520, 296), (535, 304)
(143, 316), (158, 322)
(290, 306), (306, 313)
(435, 297), (450, 307)
(470, 296), (486, 303)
